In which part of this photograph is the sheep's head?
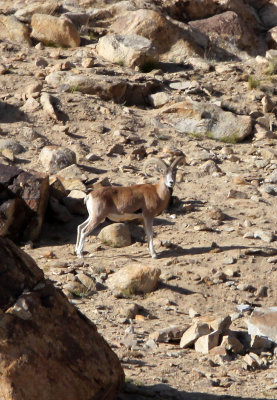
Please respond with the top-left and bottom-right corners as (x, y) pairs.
(144, 155), (185, 188)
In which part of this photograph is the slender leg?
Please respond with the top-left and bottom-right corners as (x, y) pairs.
(143, 216), (157, 259)
(76, 218), (102, 258)
(75, 217), (90, 253)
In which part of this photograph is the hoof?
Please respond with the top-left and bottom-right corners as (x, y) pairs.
(151, 253), (158, 259)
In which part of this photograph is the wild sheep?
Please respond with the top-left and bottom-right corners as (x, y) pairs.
(75, 156), (185, 258)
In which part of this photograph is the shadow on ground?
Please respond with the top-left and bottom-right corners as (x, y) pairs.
(0, 101), (26, 123)
(118, 382), (270, 400)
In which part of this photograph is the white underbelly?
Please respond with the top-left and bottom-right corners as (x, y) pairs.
(107, 212), (143, 222)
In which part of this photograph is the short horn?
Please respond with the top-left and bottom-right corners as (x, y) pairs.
(170, 155), (186, 170)
(143, 158), (168, 176)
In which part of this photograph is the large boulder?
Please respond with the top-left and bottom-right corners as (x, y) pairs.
(108, 9), (208, 61)
(31, 14), (80, 48)
(0, 237), (124, 399)
(0, 164), (49, 242)
(159, 100), (253, 143)
(189, 10), (263, 55)
(109, 9), (180, 54)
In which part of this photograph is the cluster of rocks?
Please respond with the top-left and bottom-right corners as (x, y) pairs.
(133, 308), (277, 371)
(0, 1), (277, 140)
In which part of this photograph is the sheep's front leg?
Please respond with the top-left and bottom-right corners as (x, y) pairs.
(143, 216), (157, 259)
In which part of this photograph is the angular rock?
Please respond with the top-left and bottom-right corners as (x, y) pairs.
(250, 335), (274, 353)
(248, 307), (277, 343)
(31, 14), (80, 48)
(180, 322), (212, 348)
(107, 264), (161, 298)
(110, 9), (180, 54)
(15, 2), (60, 22)
(0, 139), (25, 155)
(195, 315), (232, 334)
(39, 146), (76, 174)
(46, 72), (127, 103)
(221, 335), (244, 354)
(149, 325), (189, 343)
(0, 15), (31, 46)
(62, 190), (86, 215)
(160, 100), (253, 143)
(189, 10), (264, 56)
(56, 164), (87, 182)
(49, 196), (72, 223)
(40, 92), (58, 120)
(76, 272), (98, 292)
(99, 223), (132, 248)
(244, 352), (264, 369)
(96, 34), (157, 68)
(0, 164), (49, 242)
(149, 92), (170, 108)
(254, 230), (275, 243)
(0, 237), (124, 399)
(195, 330), (220, 354)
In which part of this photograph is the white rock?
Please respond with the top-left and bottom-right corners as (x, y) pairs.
(195, 330), (220, 354)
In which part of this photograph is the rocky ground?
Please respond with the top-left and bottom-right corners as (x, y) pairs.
(1, 1), (277, 399)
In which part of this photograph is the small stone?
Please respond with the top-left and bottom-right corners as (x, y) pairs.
(254, 230), (275, 243)
(244, 352), (264, 368)
(82, 58), (95, 68)
(223, 257), (236, 265)
(189, 308), (200, 318)
(107, 144), (124, 155)
(256, 286), (268, 298)
(221, 335), (244, 354)
(149, 325), (189, 343)
(35, 57), (48, 68)
(267, 256), (277, 263)
(227, 189), (248, 199)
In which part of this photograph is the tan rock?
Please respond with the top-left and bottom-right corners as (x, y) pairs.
(221, 335), (244, 354)
(195, 315), (232, 334)
(195, 330), (220, 354)
(99, 223), (132, 248)
(0, 164), (49, 242)
(0, 15), (31, 46)
(107, 264), (161, 298)
(149, 325), (189, 343)
(96, 34), (157, 68)
(31, 14), (80, 48)
(15, 2), (60, 23)
(180, 322), (212, 348)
